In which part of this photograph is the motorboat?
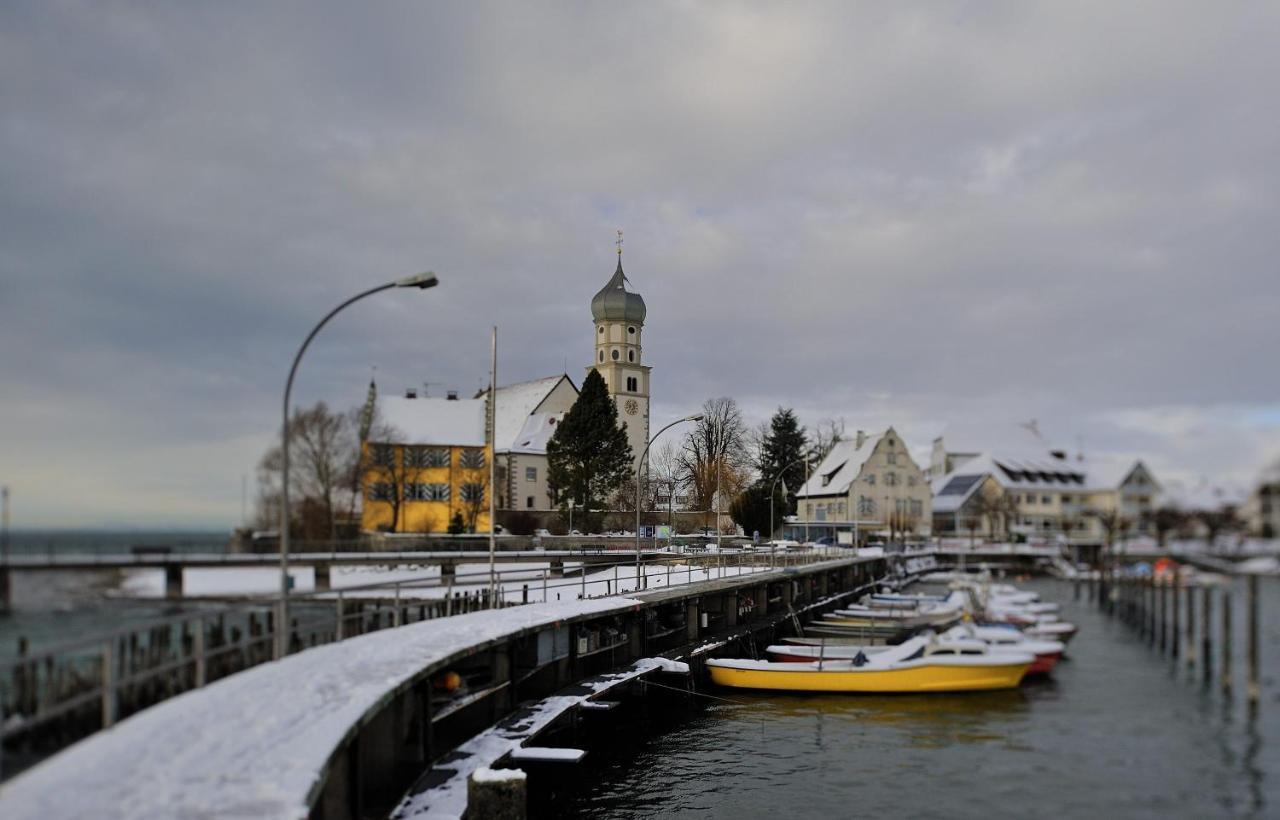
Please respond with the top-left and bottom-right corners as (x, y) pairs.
(709, 636), (1032, 693)
(940, 624), (1065, 674)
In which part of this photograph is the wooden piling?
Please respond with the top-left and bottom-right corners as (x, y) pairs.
(1202, 586), (1212, 685)
(1171, 578), (1180, 660)
(1221, 584), (1233, 697)
(1248, 575), (1259, 705)
(1147, 576), (1157, 646)
(1186, 581), (1196, 667)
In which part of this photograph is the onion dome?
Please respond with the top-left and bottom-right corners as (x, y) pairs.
(590, 258), (646, 323)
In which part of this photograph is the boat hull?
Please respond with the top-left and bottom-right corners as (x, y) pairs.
(707, 662), (1028, 693)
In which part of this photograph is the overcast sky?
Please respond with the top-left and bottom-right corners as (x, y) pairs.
(3, 2), (1278, 528)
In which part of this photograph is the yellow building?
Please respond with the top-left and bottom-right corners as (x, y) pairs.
(361, 392), (492, 534)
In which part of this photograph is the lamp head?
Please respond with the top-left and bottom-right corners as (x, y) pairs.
(686, 414), (704, 422)
(396, 272), (439, 289)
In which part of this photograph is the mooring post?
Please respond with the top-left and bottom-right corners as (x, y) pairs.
(193, 618), (206, 687)
(1248, 574), (1260, 705)
(1148, 575), (1157, 646)
(1222, 583), (1233, 697)
(1162, 578), (1171, 653)
(101, 640), (116, 729)
(335, 594), (345, 640)
(1202, 585), (1213, 686)
(1186, 581), (1197, 667)
(468, 768), (526, 819)
(1171, 577), (1180, 660)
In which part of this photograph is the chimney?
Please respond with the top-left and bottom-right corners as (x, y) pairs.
(446, 390), (459, 401)
(405, 388), (417, 399)
(855, 430), (866, 449)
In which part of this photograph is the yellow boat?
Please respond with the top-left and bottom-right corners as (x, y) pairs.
(706, 636), (1031, 693)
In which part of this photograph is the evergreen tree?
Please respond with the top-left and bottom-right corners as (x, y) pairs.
(759, 408), (807, 515)
(730, 482), (785, 540)
(546, 370), (634, 533)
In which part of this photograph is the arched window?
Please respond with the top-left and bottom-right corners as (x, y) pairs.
(628, 350), (635, 362)
(598, 351), (604, 362)
(598, 326), (604, 335)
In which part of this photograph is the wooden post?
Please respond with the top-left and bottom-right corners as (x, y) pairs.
(1159, 579), (1168, 653)
(335, 595), (345, 641)
(101, 641), (116, 729)
(1202, 586), (1212, 686)
(468, 768), (526, 819)
(1171, 578), (1180, 660)
(1248, 575), (1260, 705)
(1186, 581), (1197, 667)
(193, 619), (206, 687)
(1147, 576), (1157, 647)
(1221, 584), (1233, 697)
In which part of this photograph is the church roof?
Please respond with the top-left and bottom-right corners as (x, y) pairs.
(590, 258), (646, 323)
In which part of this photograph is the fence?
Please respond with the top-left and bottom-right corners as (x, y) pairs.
(0, 543), (850, 778)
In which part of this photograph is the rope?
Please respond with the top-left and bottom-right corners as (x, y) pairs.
(642, 678), (750, 706)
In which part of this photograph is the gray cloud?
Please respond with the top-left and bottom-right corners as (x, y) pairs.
(2, 1), (1278, 526)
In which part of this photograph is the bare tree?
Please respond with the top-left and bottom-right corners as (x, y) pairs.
(255, 402), (357, 540)
(677, 398), (751, 525)
(458, 449), (490, 533)
(362, 421), (420, 532)
(809, 417), (846, 463)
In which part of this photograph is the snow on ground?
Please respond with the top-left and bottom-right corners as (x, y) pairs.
(0, 596), (641, 820)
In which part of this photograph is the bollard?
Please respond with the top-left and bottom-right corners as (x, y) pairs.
(1248, 575), (1260, 705)
(1222, 584), (1233, 697)
(1202, 586), (1212, 686)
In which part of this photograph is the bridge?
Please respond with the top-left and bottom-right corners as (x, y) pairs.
(0, 548), (668, 601)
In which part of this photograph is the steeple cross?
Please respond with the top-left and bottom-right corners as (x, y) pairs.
(616, 229), (624, 257)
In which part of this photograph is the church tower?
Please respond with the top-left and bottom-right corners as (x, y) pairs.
(587, 237), (650, 465)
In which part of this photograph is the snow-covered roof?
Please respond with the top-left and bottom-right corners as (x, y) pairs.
(1162, 477), (1248, 511)
(795, 431), (881, 498)
(508, 412), (567, 454)
(376, 396), (486, 446)
(489, 375), (574, 450)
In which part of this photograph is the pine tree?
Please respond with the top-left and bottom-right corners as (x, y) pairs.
(760, 408), (807, 515)
(546, 370), (634, 533)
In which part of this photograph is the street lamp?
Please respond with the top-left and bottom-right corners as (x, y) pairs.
(277, 272), (438, 659)
(636, 414), (702, 586)
(768, 452), (813, 546)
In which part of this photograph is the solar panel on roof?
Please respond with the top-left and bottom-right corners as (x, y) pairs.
(939, 474), (982, 496)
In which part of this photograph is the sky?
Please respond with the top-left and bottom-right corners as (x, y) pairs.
(2, 1), (1278, 528)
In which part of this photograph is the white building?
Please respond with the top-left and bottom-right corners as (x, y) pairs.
(1242, 463), (1280, 537)
(792, 428), (931, 543)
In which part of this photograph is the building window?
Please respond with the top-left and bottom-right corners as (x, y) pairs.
(368, 482), (392, 501)
(887, 453), (897, 465)
(424, 448), (449, 467)
(626, 376), (637, 391)
(628, 326), (636, 335)
(865, 474), (875, 485)
(404, 447), (428, 468)
(611, 349), (620, 361)
(425, 483), (450, 501)
(837, 501), (846, 515)
(628, 350), (635, 362)
(598, 351), (604, 362)
(460, 483), (485, 502)
(371, 444), (395, 467)
(526, 495), (535, 509)
(910, 499), (923, 516)
(460, 449), (485, 469)
(907, 476), (916, 487)
(598, 326), (604, 335)
(885, 472), (898, 486)
(858, 496), (876, 515)
(525, 466), (537, 482)
(1042, 495), (1051, 505)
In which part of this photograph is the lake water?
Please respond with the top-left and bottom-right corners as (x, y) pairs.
(553, 578), (1280, 819)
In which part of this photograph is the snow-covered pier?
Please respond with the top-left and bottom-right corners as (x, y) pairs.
(0, 552), (893, 819)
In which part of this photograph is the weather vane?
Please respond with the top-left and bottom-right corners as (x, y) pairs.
(616, 228), (624, 257)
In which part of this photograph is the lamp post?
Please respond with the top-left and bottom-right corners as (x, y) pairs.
(277, 272), (438, 659)
(768, 453), (812, 545)
(636, 414), (702, 586)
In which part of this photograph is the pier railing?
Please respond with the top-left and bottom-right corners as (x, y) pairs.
(0, 543), (854, 777)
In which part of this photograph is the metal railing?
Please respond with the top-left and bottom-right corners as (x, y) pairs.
(0, 543), (854, 777)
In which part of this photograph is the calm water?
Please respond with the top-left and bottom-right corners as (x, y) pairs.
(556, 579), (1280, 819)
